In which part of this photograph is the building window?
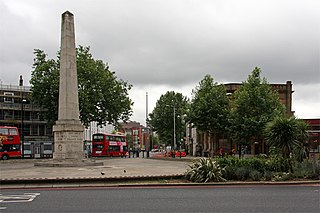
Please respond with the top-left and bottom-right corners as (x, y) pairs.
(39, 125), (45, 136)
(4, 92), (14, 103)
(4, 110), (13, 120)
(31, 124), (39, 136)
(44, 144), (52, 151)
(133, 130), (139, 135)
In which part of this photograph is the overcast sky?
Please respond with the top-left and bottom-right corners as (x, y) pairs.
(1, 0), (319, 125)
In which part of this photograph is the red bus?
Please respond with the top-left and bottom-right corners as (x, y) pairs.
(0, 126), (22, 160)
(92, 133), (128, 157)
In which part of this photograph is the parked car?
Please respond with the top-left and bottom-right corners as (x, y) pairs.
(150, 149), (165, 157)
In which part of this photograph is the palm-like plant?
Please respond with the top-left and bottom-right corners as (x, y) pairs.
(185, 158), (225, 183)
(265, 116), (309, 159)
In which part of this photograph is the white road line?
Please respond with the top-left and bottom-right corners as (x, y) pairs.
(0, 193), (40, 203)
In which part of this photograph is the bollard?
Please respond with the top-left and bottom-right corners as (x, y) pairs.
(142, 150), (145, 158)
(147, 150), (150, 158)
(128, 150), (131, 158)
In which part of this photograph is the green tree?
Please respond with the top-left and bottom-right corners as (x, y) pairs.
(148, 91), (189, 148)
(229, 67), (285, 155)
(30, 49), (59, 125)
(265, 116), (309, 162)
(188, 75), (230, 156)
(30, 46), (133, 127)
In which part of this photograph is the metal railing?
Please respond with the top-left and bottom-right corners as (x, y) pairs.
(0, 102), (41, 111)
(0, 84), (31, 92)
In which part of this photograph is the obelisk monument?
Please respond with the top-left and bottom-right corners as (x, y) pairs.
(53, 11), (84, 160)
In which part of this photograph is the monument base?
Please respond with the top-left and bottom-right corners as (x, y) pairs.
(34, 159), (103, 167)
(53, 119), (84, 160)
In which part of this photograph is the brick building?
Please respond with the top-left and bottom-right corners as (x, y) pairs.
(187, 81), (295, 157)
(304, 118), (320, 157)
(119, 121), (151, 151)
(224, 81), (294, 116)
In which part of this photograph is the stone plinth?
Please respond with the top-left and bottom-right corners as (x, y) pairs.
(35, 120), (103, 167)
(53, 120), (84, 160)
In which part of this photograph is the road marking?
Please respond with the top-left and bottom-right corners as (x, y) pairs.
(0, 193), (40, 203)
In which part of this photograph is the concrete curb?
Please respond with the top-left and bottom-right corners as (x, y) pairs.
(0, 174), (184, 184)
(1, 174), (319, 189)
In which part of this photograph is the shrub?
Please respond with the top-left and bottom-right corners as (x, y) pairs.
(264, 171), (273, 181)
(222, 165), (237, 180)
(249, 170), (263, 181)
(292, 159), (320, 179)
(185, 158), (225, 183)
(216, 157), (266, 180)
(216, 156), (319, 181)
(215, 156), (240, 168)
(272, 172), (294, 181)
(265, 157), (291, 172)
(244, 158), (266, 173)
(235, 167), (251, 181)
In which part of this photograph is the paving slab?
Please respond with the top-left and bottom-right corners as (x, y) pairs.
(0, 157), (189, 181)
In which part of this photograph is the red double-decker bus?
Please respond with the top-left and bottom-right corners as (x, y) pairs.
(92, 133), (128, 157)
(0, 126), (22, 160)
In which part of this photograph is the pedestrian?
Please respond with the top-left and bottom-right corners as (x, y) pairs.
(219, 147), (223, 157)
(84, 149), (88, 158)
(232, 148), (236, 156)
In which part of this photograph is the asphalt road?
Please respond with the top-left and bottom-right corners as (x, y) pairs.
(1, 185), (319, 212)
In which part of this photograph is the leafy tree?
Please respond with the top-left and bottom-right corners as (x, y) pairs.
(30, 49), (59, 125)
(265, 116), (309, 161)
(229, 67), (285, 155)
(188, 75), (230, 156)
(30, 46), (133, 127)
(148, 91), (189, 148)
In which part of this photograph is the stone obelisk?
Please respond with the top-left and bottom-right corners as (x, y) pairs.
(35, 11), (102, 167)
(53, 11), (84, 161)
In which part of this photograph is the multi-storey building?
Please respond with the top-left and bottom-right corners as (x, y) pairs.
(187, 81), (295, 157)
(304, 118), (320, 158)
(224, 81), (294, 116)
(1, 77), (122, 158)
(0, 77), (53, 158)
(119, 121), (151, 151)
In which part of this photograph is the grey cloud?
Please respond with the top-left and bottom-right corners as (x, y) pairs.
(1, 0), (319, 121)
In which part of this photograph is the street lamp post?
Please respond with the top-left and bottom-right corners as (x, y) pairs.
(173, 105), (176, 150)
(21, 98), (26, 159)
(165, 104), (176, 154)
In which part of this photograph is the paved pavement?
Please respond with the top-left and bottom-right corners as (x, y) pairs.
(0, 157), (192, 188)
(0, 157), (319, 189)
